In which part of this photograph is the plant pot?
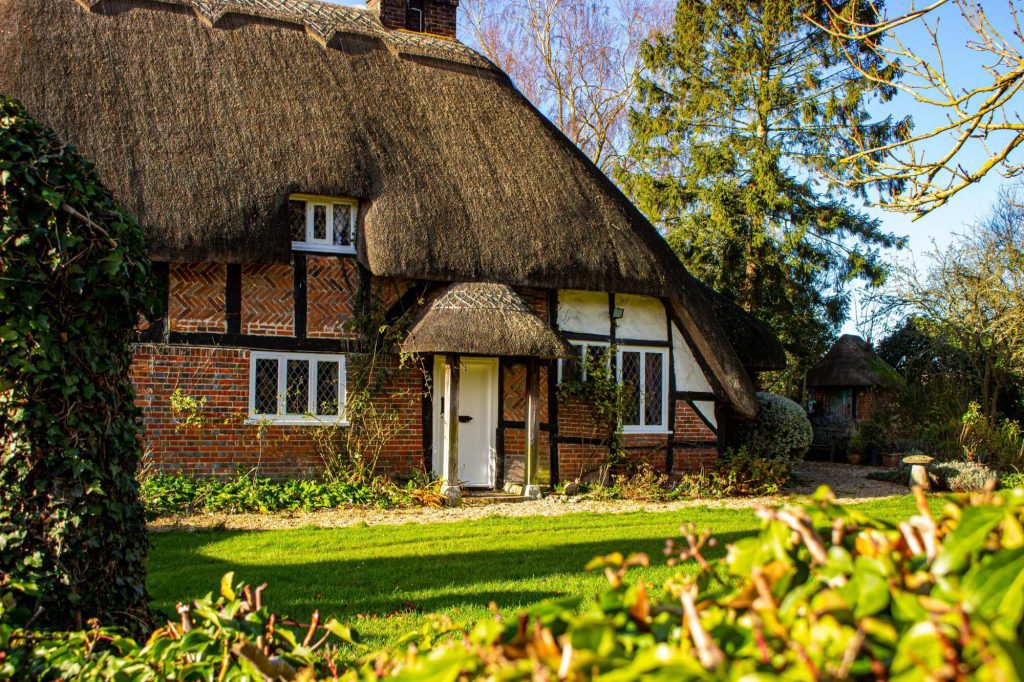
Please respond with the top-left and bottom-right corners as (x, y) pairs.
(882, 452), (901, 468)
(865, 446), (882, 466)
(847, 451), (864, 465)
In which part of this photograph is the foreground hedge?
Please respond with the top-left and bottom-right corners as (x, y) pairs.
(3, 486), (1022, 679)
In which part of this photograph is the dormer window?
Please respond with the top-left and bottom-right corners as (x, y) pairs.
(289, 194), (358, 254)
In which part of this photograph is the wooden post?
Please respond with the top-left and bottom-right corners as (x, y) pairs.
(442, 354), (461, 505)
(524, 358), (542, 499)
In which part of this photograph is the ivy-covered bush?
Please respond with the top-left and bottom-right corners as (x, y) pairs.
(5, 487), (1023, 679)
(0, 97), (161, 631)
(727, 391), (812, 472)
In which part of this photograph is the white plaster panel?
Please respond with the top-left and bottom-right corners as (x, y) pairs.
(615, 294), (668, 341)
(672, 323), (714, 393)
(693, 400), (718, 430)
(557, 290), (610, 335)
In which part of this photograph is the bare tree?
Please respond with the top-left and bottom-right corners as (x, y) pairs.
(461, 0), (672, 173)
(812, 1), (1024, 217)
(869, 183), (1024, 416)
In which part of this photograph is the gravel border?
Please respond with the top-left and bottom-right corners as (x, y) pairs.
(148, 461), (907, 533)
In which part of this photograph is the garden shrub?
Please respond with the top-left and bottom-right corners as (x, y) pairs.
(726, 392), (812, 471)
(5, 487), (1023, 679)
(140, 470), (448, 516)
(675, 446), (790, 498)
(0, 97), (160, 631)
(1002, 471), (1024, 490)
(931, 460), (998, 493)
(960, 402), (1024, 471)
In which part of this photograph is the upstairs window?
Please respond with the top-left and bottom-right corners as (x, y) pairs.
(289, 195), (358, 254)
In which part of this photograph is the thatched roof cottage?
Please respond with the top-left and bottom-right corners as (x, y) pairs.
(0, 0), (784, 496)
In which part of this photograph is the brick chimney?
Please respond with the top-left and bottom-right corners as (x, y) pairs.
(368, 0), (459, 38)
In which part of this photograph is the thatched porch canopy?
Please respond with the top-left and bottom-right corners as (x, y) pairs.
(807, 335), (904, 389)
(0, 0), (786, 416)
(402, 283), (573, 359)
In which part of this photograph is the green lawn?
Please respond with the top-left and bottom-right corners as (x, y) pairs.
(149, 495), (921, 648)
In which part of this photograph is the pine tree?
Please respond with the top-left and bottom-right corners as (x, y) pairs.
(620, 0), (906, 392)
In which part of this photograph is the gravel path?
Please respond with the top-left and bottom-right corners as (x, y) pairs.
(148, 461), (907, 533)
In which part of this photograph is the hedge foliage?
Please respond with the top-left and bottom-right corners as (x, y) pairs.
(4, 486), (1022, 679)
(728, 391), (813, 471)
(0, 97), (161, 632)
(140, 471), (446, 516)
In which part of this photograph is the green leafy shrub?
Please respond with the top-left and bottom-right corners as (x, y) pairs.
(726, 392), (812, 471)
(8, 487), (1024, 679)
(140, 471), (399, 516)
(0, 97), (161, 631)
(960, 402), (1024, 471)
(1001, 471), (1024, 489)
(140, 470), (450, 516)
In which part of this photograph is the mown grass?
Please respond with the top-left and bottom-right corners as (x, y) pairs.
(149, 495), (923, 648)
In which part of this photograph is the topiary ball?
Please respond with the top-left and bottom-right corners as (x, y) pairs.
(731, 392), (813, 470)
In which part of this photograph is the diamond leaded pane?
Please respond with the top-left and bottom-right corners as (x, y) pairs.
(313, 205), (327, 241)
(620, 351), (641, 426)
(644, 352), (664, 426)
(332, 204), (352, 246)
(286, 359), (310, 415)
(316, 361), (340, 416)
(289, 200), (306, 242)
(254, 358), (279, 415)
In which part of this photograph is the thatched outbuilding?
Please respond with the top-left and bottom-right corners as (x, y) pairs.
(0, 0), (785, 495)
(807, 335), (904, 460)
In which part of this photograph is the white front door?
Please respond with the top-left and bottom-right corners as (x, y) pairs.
(433, 357), (498, 488)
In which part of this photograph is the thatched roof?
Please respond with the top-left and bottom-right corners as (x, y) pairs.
(0, 0), (785, 416)
(403, 283), (574, 359)
(807, 335), (904, 389)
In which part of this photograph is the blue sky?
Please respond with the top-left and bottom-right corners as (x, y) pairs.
(327, 1), (1014, 336)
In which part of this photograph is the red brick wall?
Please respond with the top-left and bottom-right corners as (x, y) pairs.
(307, 256), (359, 339)
(671, 401), (718, 472)
(169, 263), (225, 333)
(132, 344), (426, 479)
(422, 1), (457, 37)
(241, 264), (293, 336)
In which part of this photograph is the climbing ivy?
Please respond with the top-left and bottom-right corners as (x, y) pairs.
(557, 346), (627, 483)
(0, 97), (162, 633)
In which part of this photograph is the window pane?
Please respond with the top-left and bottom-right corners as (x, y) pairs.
(333, 204), (352, 246)
(289, 200), (306, 242)
(254, 358), (278, 415)
(313, 205), (327, 240)
(316, 361), (340, 416)
(286, 359), (310, 415)
(644, 352), (664, 426)
(620, 351), (641, 426)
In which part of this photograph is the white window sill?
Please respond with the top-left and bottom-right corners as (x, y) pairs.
(622, 429), (674, 435)
(291, 243), (356, 255)
(245, 416), (350, 427)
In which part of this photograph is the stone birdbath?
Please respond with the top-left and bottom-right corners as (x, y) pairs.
(902, 454), (934, 491)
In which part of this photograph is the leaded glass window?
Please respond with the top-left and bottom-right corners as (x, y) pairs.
(289, 197), (358, 253)
(249, 353), (346, 423)
(617, 346), (667, 431)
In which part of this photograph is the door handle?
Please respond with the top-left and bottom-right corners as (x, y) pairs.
(458, 415), (473, 424)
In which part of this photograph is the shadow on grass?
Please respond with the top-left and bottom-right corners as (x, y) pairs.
(148, 528), (758, 624)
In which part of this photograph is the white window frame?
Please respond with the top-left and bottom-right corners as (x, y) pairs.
(557, 340), (610, 383)
(290, 194), (358, 255)
(617, 346), (669, 433)
(247, 351), (348, 425)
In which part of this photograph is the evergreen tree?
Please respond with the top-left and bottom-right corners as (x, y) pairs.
(621, 0), (905, 392)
